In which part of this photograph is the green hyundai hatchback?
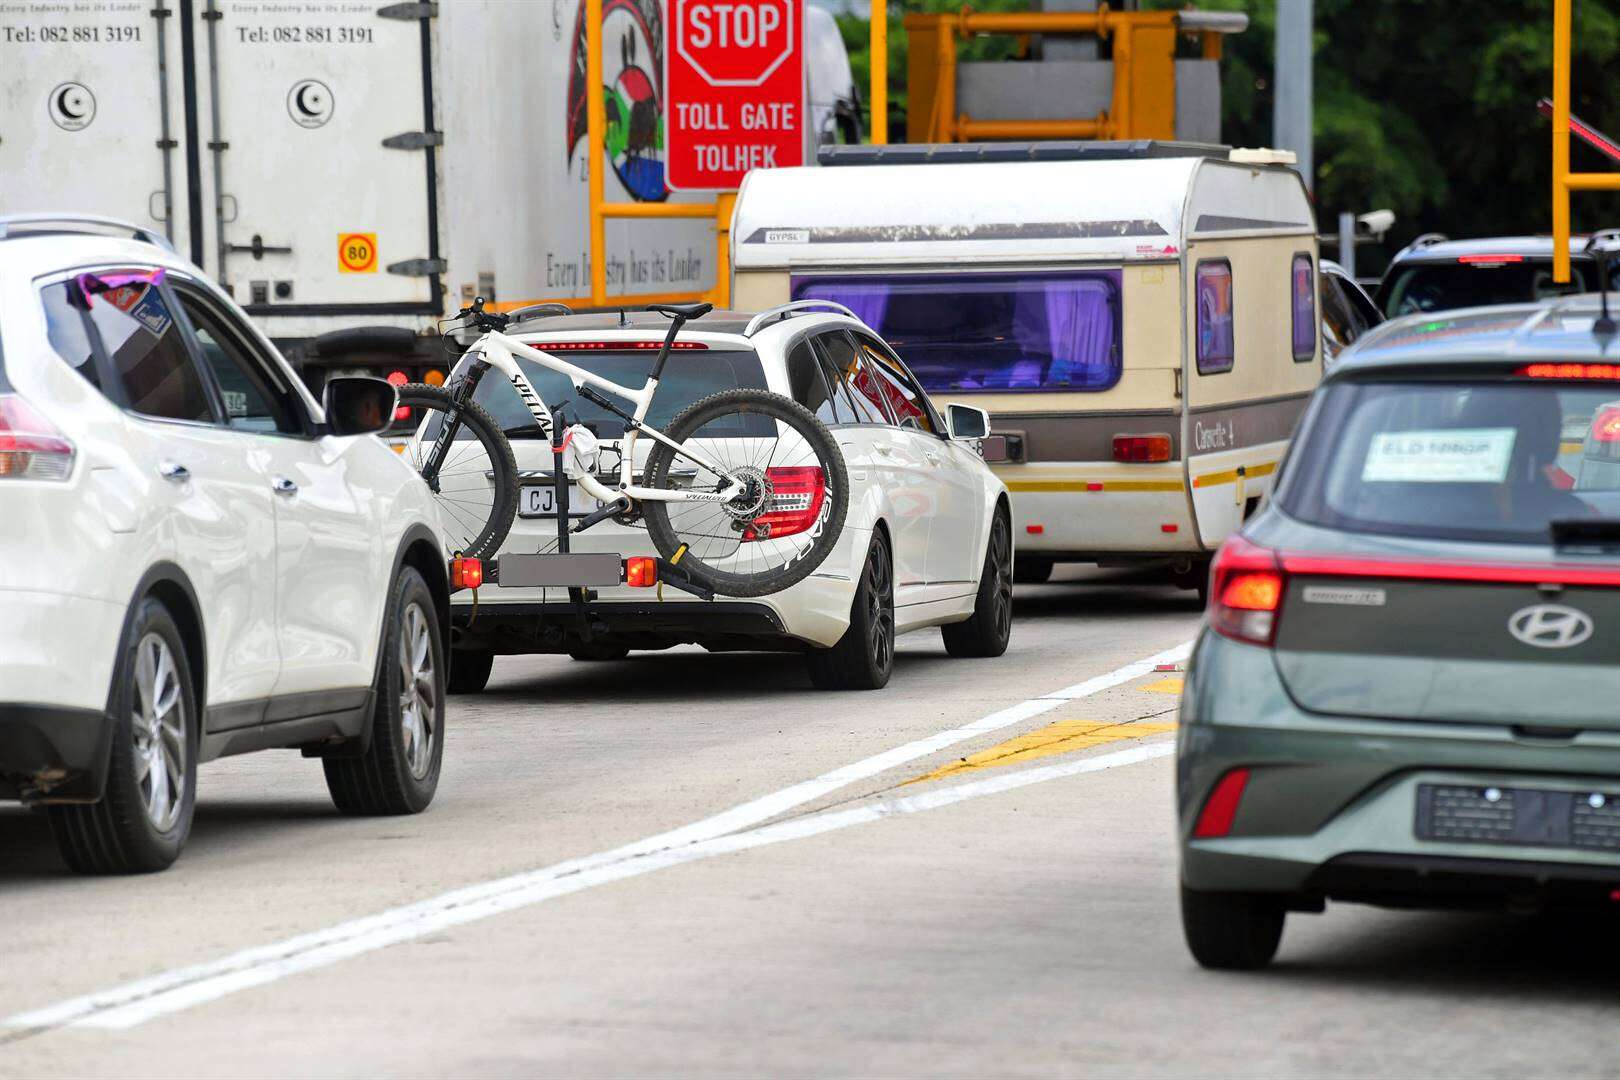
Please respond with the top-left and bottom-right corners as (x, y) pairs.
(1179, 296), (1620, 969)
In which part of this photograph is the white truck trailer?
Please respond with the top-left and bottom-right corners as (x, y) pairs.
(0, 0), (856, 385)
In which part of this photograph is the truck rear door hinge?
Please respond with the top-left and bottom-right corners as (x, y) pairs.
(382, 131), (444, 150)
(378, 2), (437, 18)
(387, 258), (447, 277)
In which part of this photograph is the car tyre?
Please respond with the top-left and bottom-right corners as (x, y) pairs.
(1013, 556), (1053, 584)
(1180, 885), (1286, 970)
(448, 649), (494, 694)
(49, 598), (199, 875)
(942, 509), (1012, 658)
(806, 532), (894, 691)
(325, 567), (445, 815)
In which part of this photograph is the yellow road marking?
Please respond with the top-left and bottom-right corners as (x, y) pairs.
(903, 719), (1179, 786)
(1141, 677), (1184, 695)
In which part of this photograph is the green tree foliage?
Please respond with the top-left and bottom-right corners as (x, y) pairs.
(837, 2), (1620, 266)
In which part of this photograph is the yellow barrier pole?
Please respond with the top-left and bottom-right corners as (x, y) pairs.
(871, 0), (888, 144)
(713, 192), (737, 307)
(1553, 0), (1572, 283)
(587, 0), (608, 305)
(601, 203), (719, 218)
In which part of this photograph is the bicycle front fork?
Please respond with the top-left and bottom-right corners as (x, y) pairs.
(420, 358), (490, 492)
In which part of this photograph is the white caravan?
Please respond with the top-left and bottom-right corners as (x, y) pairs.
(731, 143), (1321, 590)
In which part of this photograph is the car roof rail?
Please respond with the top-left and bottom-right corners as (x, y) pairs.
(0, 213), (177, 253)
(743, 300), (863, 338)
(505, 302), (574, 322)
(1392, 232), (1449, 262)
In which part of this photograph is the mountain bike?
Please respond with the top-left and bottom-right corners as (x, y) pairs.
(396, 300), (849, 599)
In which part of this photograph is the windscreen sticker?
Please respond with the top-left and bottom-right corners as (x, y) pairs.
(1362, 428), (1517, 484)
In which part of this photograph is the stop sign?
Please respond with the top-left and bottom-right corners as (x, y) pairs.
(664, 0), (805, 190)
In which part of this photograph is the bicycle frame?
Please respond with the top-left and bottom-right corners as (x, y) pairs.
(432, 328), (746, 509)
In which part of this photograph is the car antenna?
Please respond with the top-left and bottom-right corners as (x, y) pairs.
(617, 308), (629, 327)
(1585, 233), (1618, 341)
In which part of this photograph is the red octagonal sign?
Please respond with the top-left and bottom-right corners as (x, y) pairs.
(664, 0), (805, 191)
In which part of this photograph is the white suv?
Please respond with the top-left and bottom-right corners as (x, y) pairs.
(0, 215), (451, 874)
(430, 303), (1013, 692)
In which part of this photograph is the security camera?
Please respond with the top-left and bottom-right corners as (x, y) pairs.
(1356, 209), (1396, 238)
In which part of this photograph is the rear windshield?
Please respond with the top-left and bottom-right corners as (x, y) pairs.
(451, 347), (769, 438)
(1380, 261), (1589, 319)
(1280, 378), (1620, 544)
(793, 271), (1122, 393)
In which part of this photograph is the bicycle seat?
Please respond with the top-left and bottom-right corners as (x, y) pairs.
(648, 302), (713, 320)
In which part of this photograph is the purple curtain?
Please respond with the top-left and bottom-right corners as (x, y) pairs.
(1291, 256), (1316, 359)
(1011, 280), (1114, 387)
(801, 282), (890, 330)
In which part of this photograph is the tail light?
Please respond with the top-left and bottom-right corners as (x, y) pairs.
(1113, 434), (1172, 463)
(1192, 768), (1251, 838)
(450, 556), (483, 591)
(624, 556), (658, 587)
(742, 467), (826, 542)
(385, 371), (410, 422)
(1593, 407), (1620, 443)
(0, 395), (75, 481)
(1208, 534), (1284, 647)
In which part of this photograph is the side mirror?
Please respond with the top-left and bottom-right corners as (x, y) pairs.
(946, 403), (990, 441)
(324, 376), (398, 436)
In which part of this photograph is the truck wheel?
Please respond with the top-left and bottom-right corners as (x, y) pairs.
(448, 649), (494, 694)
(1013, 557), (1053, 584)
(325, 567), (445, 815)
(49, 598), (199, 874)
(1180, 885), (1286, 970)
(806, 532), (894, 691)
(942, 509), (1012, 658)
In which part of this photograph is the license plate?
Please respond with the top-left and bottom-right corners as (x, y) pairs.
(1416, 783), (1620, 851)
(518, 483), (606, 518)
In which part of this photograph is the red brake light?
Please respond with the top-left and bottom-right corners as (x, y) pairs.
(1457, 254), (1525, 264)
(529, 341), (708, 352)
(450, 556), (483, 591)
(1193, 768), (1251, 838)
(385, 371), (411, 421)
(1208, 534), (1283, 647)
(0, 395), (75, 481)
(1593, 408), (1620, 443)
(1113, 434), (1173, 463)
(624, 556), (658, 587)
(742, 467), (827, 542)
(1519, 363), (1620, 380)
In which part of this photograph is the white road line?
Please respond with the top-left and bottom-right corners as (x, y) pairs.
(4, 641), (1191, 1034)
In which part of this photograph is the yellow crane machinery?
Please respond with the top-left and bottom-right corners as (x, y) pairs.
(1552, 0), (1620, 282)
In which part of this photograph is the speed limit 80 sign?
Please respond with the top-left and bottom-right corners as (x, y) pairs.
(664, 0), (805, 191)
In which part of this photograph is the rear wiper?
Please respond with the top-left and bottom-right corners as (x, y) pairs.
(1550, 518), (1620, 550)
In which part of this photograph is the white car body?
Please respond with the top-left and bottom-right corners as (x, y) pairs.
(433, 308), (1009, 666)
(0, 217), (449, 808)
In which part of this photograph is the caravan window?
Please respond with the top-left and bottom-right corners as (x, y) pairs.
(1196, 260), (1236, 375)
(1291, 253), (1316, 362)
(793, 271), (1122, 393)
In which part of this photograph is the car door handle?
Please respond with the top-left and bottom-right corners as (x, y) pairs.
(157, 461), (190, 483)
(272, 476), (298, 496)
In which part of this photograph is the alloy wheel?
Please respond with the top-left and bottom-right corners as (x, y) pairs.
(398, 601), (438, 780)
(990, 516), (1013, 640)
(868, 543), (894, 673)
(131, 632), (187, 832)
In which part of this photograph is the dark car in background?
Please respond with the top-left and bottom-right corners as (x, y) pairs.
(1179, 296), (1620, 970)
(1375, 233), (1619, 319)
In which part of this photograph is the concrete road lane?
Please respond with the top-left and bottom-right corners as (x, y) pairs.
(2, 569), (1616, 1077)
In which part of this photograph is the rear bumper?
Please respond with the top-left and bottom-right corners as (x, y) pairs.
(451, 600), (795, 654)
(0, 589), (124, 711)
(0, 704), (113, 803)
(1178, 631), (1620, 905)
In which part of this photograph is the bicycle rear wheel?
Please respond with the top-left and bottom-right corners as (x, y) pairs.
(397, 383), (518, 559)
(642, 389), (849, 598)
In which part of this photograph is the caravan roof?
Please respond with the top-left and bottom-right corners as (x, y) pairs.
(732, 148), (1315, 269)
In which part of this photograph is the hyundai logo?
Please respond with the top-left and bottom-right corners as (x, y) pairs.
(1508, 604), (1595, 649)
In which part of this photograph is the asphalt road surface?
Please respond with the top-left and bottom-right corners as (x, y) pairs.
(2, 568), (1616, 1078)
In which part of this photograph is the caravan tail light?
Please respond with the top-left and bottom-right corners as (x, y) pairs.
(0, 395), (75, 481)
(624, 557), (658, 587)
(742, 467), (827, 542)
(1113, 434), (1172, 463)
(1208, 535), (1284, 647)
